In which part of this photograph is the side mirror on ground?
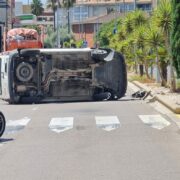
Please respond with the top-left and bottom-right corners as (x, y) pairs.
(0, 112), (6, 137)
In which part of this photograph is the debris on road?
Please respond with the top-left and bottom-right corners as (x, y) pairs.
(132, 90), (151, 100)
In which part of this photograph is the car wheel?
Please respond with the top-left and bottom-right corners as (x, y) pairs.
(116, 53), (127, 98)
(0, 112), (6, 137)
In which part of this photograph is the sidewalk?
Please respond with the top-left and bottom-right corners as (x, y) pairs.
(130, 81), (180, 114)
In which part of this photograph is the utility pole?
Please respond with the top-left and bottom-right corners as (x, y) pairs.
(123, 0), (125, 13)
(67, 0), (70, 33)
(5, 0), (8, 30)
(134, 0), (136, 10)
(57, 8), (61, 48)
(113, 0), (118, 34)
(154, 0), (159, 9)
(79, 3), (82, 39)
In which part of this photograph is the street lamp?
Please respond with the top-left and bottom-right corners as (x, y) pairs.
(123, 0), (125, 13)
(79, 0), (84, 39)
(67, 0), (70, 34)
(57, 8), (61, 48)
(0, 0), (9, 52)
(0, 0), (9, 29)
(134, 0), (137, 10)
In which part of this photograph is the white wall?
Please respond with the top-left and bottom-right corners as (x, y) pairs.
(0, 8), (6, 23)
(15, 2), (23, 16)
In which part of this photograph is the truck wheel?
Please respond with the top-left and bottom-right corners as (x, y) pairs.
(0, 112), (6, 137)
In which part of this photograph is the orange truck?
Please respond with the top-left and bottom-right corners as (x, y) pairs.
(5, 28), (43, 51)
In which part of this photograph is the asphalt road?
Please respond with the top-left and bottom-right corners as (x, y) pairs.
(0, 87), (180, 180)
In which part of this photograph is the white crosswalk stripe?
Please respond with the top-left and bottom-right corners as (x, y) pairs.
(49, 117), (74, 133)
(139, 115), (171, 130)
(5, 117), (31, 134)
(95, 116), (120, 131)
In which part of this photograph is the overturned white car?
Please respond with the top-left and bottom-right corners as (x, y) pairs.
(0, 48), (127, 103)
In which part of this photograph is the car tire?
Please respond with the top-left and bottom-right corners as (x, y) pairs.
(0, 112), (6, 137)
(116, 53), (127, 99)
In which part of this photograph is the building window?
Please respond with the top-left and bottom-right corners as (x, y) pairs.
(73, 6), (88, 22)
(137, 4), (152, 11)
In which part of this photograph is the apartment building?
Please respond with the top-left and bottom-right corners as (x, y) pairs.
(70, 0), (152, 47)
(73, 0), (152, 22)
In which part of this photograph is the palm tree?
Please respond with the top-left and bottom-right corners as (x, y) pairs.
(133, 25), (147, 77)
(124, 13), (134, 34)
(62, 0), (76, 33)
(31, 0), (44, 16)
(130, 10), (148, 75)
(46, 0), (61, 31)
(146, 26), (167, 86)
(171, 0), (180, 79)
(155, 0), (175, 91)
(133, 10), (148, 27)
(44, 26), (57, 47)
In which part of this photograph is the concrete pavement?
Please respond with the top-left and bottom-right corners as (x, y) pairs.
(131, 81), (180, 114)
(0, 85), (180, 180)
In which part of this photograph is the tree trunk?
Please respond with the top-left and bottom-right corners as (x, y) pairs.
(145, 62), (150, 79)
(53, 10), (56, 32)
(156, 50), (167, 86)
(67, 8), (70, 33)
(160, 61), (168, 86)
(165, 31), (176, 91)
(134, 44), (138, 74)
(170, 60), (176, 91)
(139, 64), (144, 77)
(134, 62), (138, 74)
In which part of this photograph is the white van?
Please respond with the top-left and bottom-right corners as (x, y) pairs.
(0, 48), (127, 104)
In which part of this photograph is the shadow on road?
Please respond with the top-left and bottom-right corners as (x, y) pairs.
(0, 138), (14, 144)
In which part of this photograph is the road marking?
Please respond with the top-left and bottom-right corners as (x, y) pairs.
(5, 117), (31, 134)
(32, 107), (38, 111)
(95, 116), (120, 131)
(176, 114), (180, 119)
(139, 115), (170, 130)
(49, 117), (74, 133)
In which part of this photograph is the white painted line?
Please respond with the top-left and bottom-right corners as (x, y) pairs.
(95, 116), (120, 131)
(139, 115), (171, 130)
(32, 107), (38, 111)
(49, 117), (74, 133)
(176, 115), (180, 119)
(5, 117), (31, 134)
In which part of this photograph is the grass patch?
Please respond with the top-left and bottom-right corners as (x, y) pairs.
(128, 74), (155, 83)
(176, 79), (180, 91)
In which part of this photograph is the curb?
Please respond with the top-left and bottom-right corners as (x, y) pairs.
(131, 81), (180, 114)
